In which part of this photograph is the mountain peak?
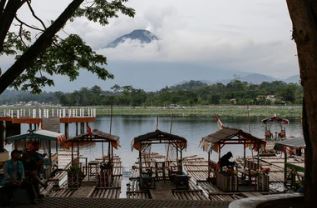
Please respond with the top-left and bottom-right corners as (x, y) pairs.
(107, 29), (158, 48)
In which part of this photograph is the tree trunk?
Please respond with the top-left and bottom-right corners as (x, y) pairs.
(0, 0), (84, 94)
(0, 0), (25, 52)
(286, 0), (317, 207)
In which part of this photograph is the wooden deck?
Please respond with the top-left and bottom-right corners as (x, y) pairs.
(17, 197), (229, 208)
(42, 155), (123, 199)
(127, 153), (291, 202)
(41, 151), (299, 202)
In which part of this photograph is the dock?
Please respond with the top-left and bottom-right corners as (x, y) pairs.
(18, 197), (229, 208)
(126, 152), (292, 202)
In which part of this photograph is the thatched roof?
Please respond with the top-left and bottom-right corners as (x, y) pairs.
(200, 127), (265, 152)
(132, 129), (187, 151)
(261, 115), (289, 125)
(68, 129), (120, 149)
(6, 129), (66, 143)
(274, 137), (305, 151)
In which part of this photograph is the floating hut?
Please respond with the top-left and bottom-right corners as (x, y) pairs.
(200, 127), (267, 192)
(262, 115), (289, 140)
(128, 129), (209, 200)
(274, 137), (305, 190)
(52, 129), (123, 199)
(131, 129), (188, 190)
(5, 129), (66, 178)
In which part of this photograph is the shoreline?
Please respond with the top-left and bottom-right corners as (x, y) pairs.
(0, 105), (302, 119)
(94, 105), (302, 119)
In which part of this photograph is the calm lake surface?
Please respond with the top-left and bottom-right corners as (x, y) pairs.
(50, 116), (302, 169)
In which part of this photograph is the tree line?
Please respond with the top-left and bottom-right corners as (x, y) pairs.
(38, 80), (303, 106)
(0, 80), (303, 106)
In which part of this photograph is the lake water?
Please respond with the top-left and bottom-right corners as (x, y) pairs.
(33, 115), (302, 169)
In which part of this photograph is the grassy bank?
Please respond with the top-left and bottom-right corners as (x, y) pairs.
(94, 105), (302, 119)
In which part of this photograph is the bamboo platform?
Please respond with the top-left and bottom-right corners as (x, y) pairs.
(45, 156), (123, 199)
(127, 178), (151, 199)
(90, 187), (121, 199)
(127, 153), (220, 201)
(184, 155), (288, 200)
(17, 197), (230, 208)
(127, 153), (290, 202)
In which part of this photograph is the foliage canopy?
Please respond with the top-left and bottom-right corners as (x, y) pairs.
(0, 0), (135, 93)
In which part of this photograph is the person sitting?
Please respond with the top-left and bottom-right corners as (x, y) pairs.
(218, 151), (236, 171)
(3, 150), (36, 205)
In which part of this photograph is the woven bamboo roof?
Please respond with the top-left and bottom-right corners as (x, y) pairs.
(200, 127), (265, 152)
(274, 137), (305, 151)
(132, 129), (187, 151)
(6, 129), (66, 143)
(68, 129), (120, 149)
(261, 115), (289, 124)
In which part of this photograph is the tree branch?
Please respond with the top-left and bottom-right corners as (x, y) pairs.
(0, 0), (84, 93)
(18, 22), (27, 47)
(15, 15), (45, 32)
(0, 0), (7, 16)
(26, 0), (46, 30)
(0, 0), (26, 52)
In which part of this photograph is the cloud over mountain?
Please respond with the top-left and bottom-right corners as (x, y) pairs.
(107, 29), (158, 48)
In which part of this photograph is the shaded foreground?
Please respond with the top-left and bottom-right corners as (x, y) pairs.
(17, 197), (229, 208)
(257, 196), (303, 208)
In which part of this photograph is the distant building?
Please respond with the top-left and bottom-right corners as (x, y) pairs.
(230, 99), (237, 105)
(266, 95), (277, 103)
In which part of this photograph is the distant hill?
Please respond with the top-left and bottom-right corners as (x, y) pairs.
(284, 74), (300, 83)
(218, 73), (275, 85)
(107, 29), (158, 48)
(235, 73), (276, 84)
(169, 80), (208, 90)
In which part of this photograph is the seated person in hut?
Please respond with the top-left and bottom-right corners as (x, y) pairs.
(2, 150), (36, 205)
(218, 151), (236, 172)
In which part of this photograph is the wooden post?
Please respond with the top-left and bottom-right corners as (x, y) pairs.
(108, 141), (111, 162)
(0, 121), (5, 151)
(80, 122), (85, 134)
(111, 146), (113, 163)
(176, 146), (179, 171)
(244, 141), (246, 169)
(139, 148), (142, 178)
(218, 146), (221, 162)
(208, 149), (211, 179)
(71, 142), (74, 165)
(77, 141), (80, 160)
(75, 122), (78, 136)
(284, 149), (288, 185)
(180, 148), (183, 173)
(55, 139), (58, 156)
(257, 148), (260, 170)
(101, 141), (104, 162)
(48, 141), (52, 164)
(65, 123), (69, 139)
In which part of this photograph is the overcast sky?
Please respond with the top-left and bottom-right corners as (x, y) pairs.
(1, 0), (299, 91)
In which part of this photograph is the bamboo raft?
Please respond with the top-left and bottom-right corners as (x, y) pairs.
(42, 152), (302, 201)
(43, 155), (123, 199)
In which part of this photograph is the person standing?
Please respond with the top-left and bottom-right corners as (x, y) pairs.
(22, 141), (47, 199)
